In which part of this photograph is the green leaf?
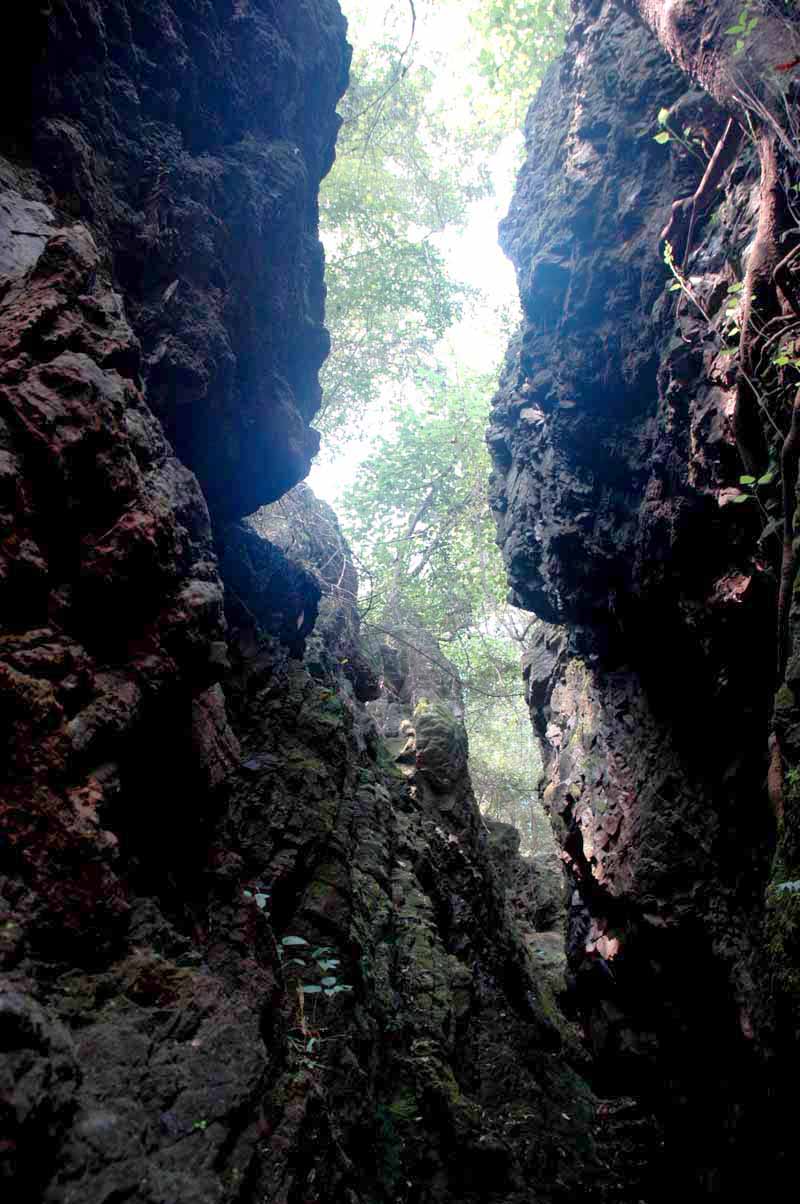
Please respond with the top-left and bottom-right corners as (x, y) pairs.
(657, 107), (670, 125)
(732, 493), (751, 503)
(282, 936), (309, 947)
(321, 976), (338, 987)
(653, 131), (671, 144)
(302, 985), (323, 995)
(758, 470), (776, 486)
(739, 475), (757, 485)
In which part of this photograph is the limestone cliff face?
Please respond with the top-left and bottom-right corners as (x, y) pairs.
(0, 2), (348, 1198)
(5, 0), (797, 1199)
(489, 0), (799, 1193)
(13, 0), (349, 520)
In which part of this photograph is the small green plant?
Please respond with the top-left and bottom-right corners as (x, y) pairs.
(725, 3), (760, 56)
(653, 106), (707, 165)
(772, 341), (800, 372)
(279, 938), (353, 999)
(663, 240), (711, 320)
(719, 281), (745, 354)
(242, 881), (271, 911)
(729, 464), (784, 546)
(731, 466), (776, 504)
(193, 1119), (209, 1133)
(280, 940), (353, 1085)
(287, 1026), (328, 1075)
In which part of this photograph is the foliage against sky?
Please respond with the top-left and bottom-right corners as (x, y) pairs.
(318, 0), (569, 442)
(471, 0), (570, 129)
(341, 371), (500, 642)
(317, 48), (485, 439)
(339, 365), (544, 848)
(317, 0), (570, 844)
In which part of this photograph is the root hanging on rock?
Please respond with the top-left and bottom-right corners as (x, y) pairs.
(768, 731), (785, 825)
(777, 384), (800, 682)
(660, 117), (743, 267)
(734, 132), (785, 476)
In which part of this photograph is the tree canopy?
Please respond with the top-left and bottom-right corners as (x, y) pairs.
(314, 0), (572, 846)
(318, 4), (489, 440)
(470, 0), (570, 129)
(318, 0), (570, 445)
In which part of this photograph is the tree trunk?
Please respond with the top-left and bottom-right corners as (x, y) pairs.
(619, 0), (798, 118)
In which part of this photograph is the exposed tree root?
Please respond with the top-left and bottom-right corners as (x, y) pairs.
(777, 384), (800, 680)
(774, 242), (800, 316)
(734, 132), (785, 475)
(661, 118), (743, 266)
(768, 731), (785, 824)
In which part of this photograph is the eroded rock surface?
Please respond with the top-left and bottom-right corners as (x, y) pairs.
(5, 0), (796, 1198)
(16, 0), (350, 520)
(0, 2), (348, 1199)
(489, 0), (798, 1193)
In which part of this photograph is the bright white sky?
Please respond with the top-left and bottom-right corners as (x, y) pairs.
(308, 0), (522, 507)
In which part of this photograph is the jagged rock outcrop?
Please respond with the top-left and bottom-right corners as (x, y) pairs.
(194, 485), (656, 1203)
(489, 0), (800, 1194)
(1, 2), (349, 1199)
(249, 481), (380, 702)
(13, 0), (349, 519)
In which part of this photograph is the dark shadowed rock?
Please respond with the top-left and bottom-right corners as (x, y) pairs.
(249, 482), (380, 701)
(0, 3), (348, 1199)
(489, 0), (797, 1193)
(19, 0), (351, 521)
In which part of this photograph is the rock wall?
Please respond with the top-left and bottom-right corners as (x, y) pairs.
(239, 487), (631, 1204)
(10, 0), (349, 520)
(489, 0), (799, 1193)
(0, 2), (348, 1198)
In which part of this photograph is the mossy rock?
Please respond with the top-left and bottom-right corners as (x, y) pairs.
(413, 701), (468, 791)
(388, 1086), (419, 1122)
(765, 872), (800, 1017)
